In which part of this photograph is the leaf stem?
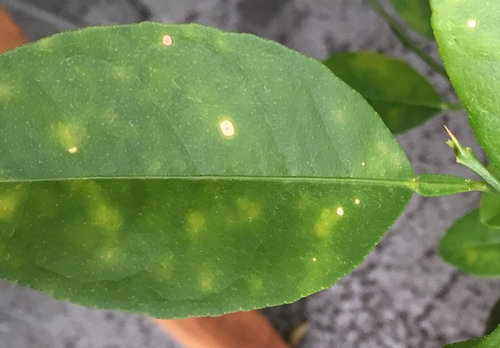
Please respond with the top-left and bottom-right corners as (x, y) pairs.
(366, 0), (448, 78)
(413, 174), (491, 197)
(445, 126), (500, 193)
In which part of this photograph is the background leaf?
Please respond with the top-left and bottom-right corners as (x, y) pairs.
(439, 210), (500, 277)
(323, 52), (442, 133)
(485, 299), (500, 335)
(0, 23), (414, 318)
(444, 325), (500, 347)
(480, 193), (500, 229)
(388, 0), (433, 39)
(432, 0), (500, 172)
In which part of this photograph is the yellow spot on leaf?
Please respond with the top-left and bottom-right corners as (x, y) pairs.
(147, 253), (175, 281)
(199, 273), (213, 292)
(98, 247), (123, 265)
(148, 160), (163, 174)
(249, 274), (263, 292)
(219, 118), (235, 138)
(354, 198), (361, 205)
(55, 123), (85, 152)
(315, 207), (340, 238)
(334, 111), (345, 124)
(376, 142), (389, 155)
(69, 180), (100, 195)
(162, 34), (173, 46)
(312, 257), (317, 262)
(237, 197), (261, 222)
(37, 38), (54, 51)
(465, 249), (478, 264)
(216, 36), (227, 48)
(0, 84), (11, 99)
(99, 248), (115, 262)
(361, 162), (366, 167)
(92, 203), (122, 233)
(70, 181), (123, 233)
(157, 257), (174, 277)
(0, 186), (26, 221)
(186, 211), (206, 236)
(111, 66), (132, 80)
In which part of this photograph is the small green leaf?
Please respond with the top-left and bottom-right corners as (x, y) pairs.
(0, 23), (415, 318)
(432, 0), (500, 172)
(323, 52), (442, 133)
(444, 325), (500, 347)
(481, 193), (500, 229)
(439, 210), (500, 277)
(415, 174), (489, 197)
(388, 0), (434, 39)
(443, 127), (500, 193)
(485, 299), (500, 335)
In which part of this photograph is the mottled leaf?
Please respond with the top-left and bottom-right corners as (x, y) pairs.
(432, 0), (500, 172)
(0, 23), (416, 318)
(480, 193), (500, 229)
(445, 325), (500, 347)
(323, 52), (442, 133)
(440, 210), (500, 276)
(388, 0), (433, 39)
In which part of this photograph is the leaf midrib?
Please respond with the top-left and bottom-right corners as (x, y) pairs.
(0, 175), (417, 189)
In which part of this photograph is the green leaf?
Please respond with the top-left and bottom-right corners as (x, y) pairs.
(431, 0), (500, 172)
(0, 23), (415, 318)
(481, 193), (500, 229)
(323, 52), (442, 133)
(439, 210), (500, 277)
(444, 325), (500, 347)
(485, 299), (500, 335)
(444, 128), (500, 194)
(388, 0), (434, 39)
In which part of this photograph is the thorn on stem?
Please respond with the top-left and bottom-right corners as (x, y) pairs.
(444, 125), (459, 147)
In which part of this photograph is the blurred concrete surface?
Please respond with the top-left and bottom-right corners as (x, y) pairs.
(0, 0), (499, 347)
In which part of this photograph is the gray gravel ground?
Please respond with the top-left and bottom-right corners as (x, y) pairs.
(1, 0), (499, 347)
